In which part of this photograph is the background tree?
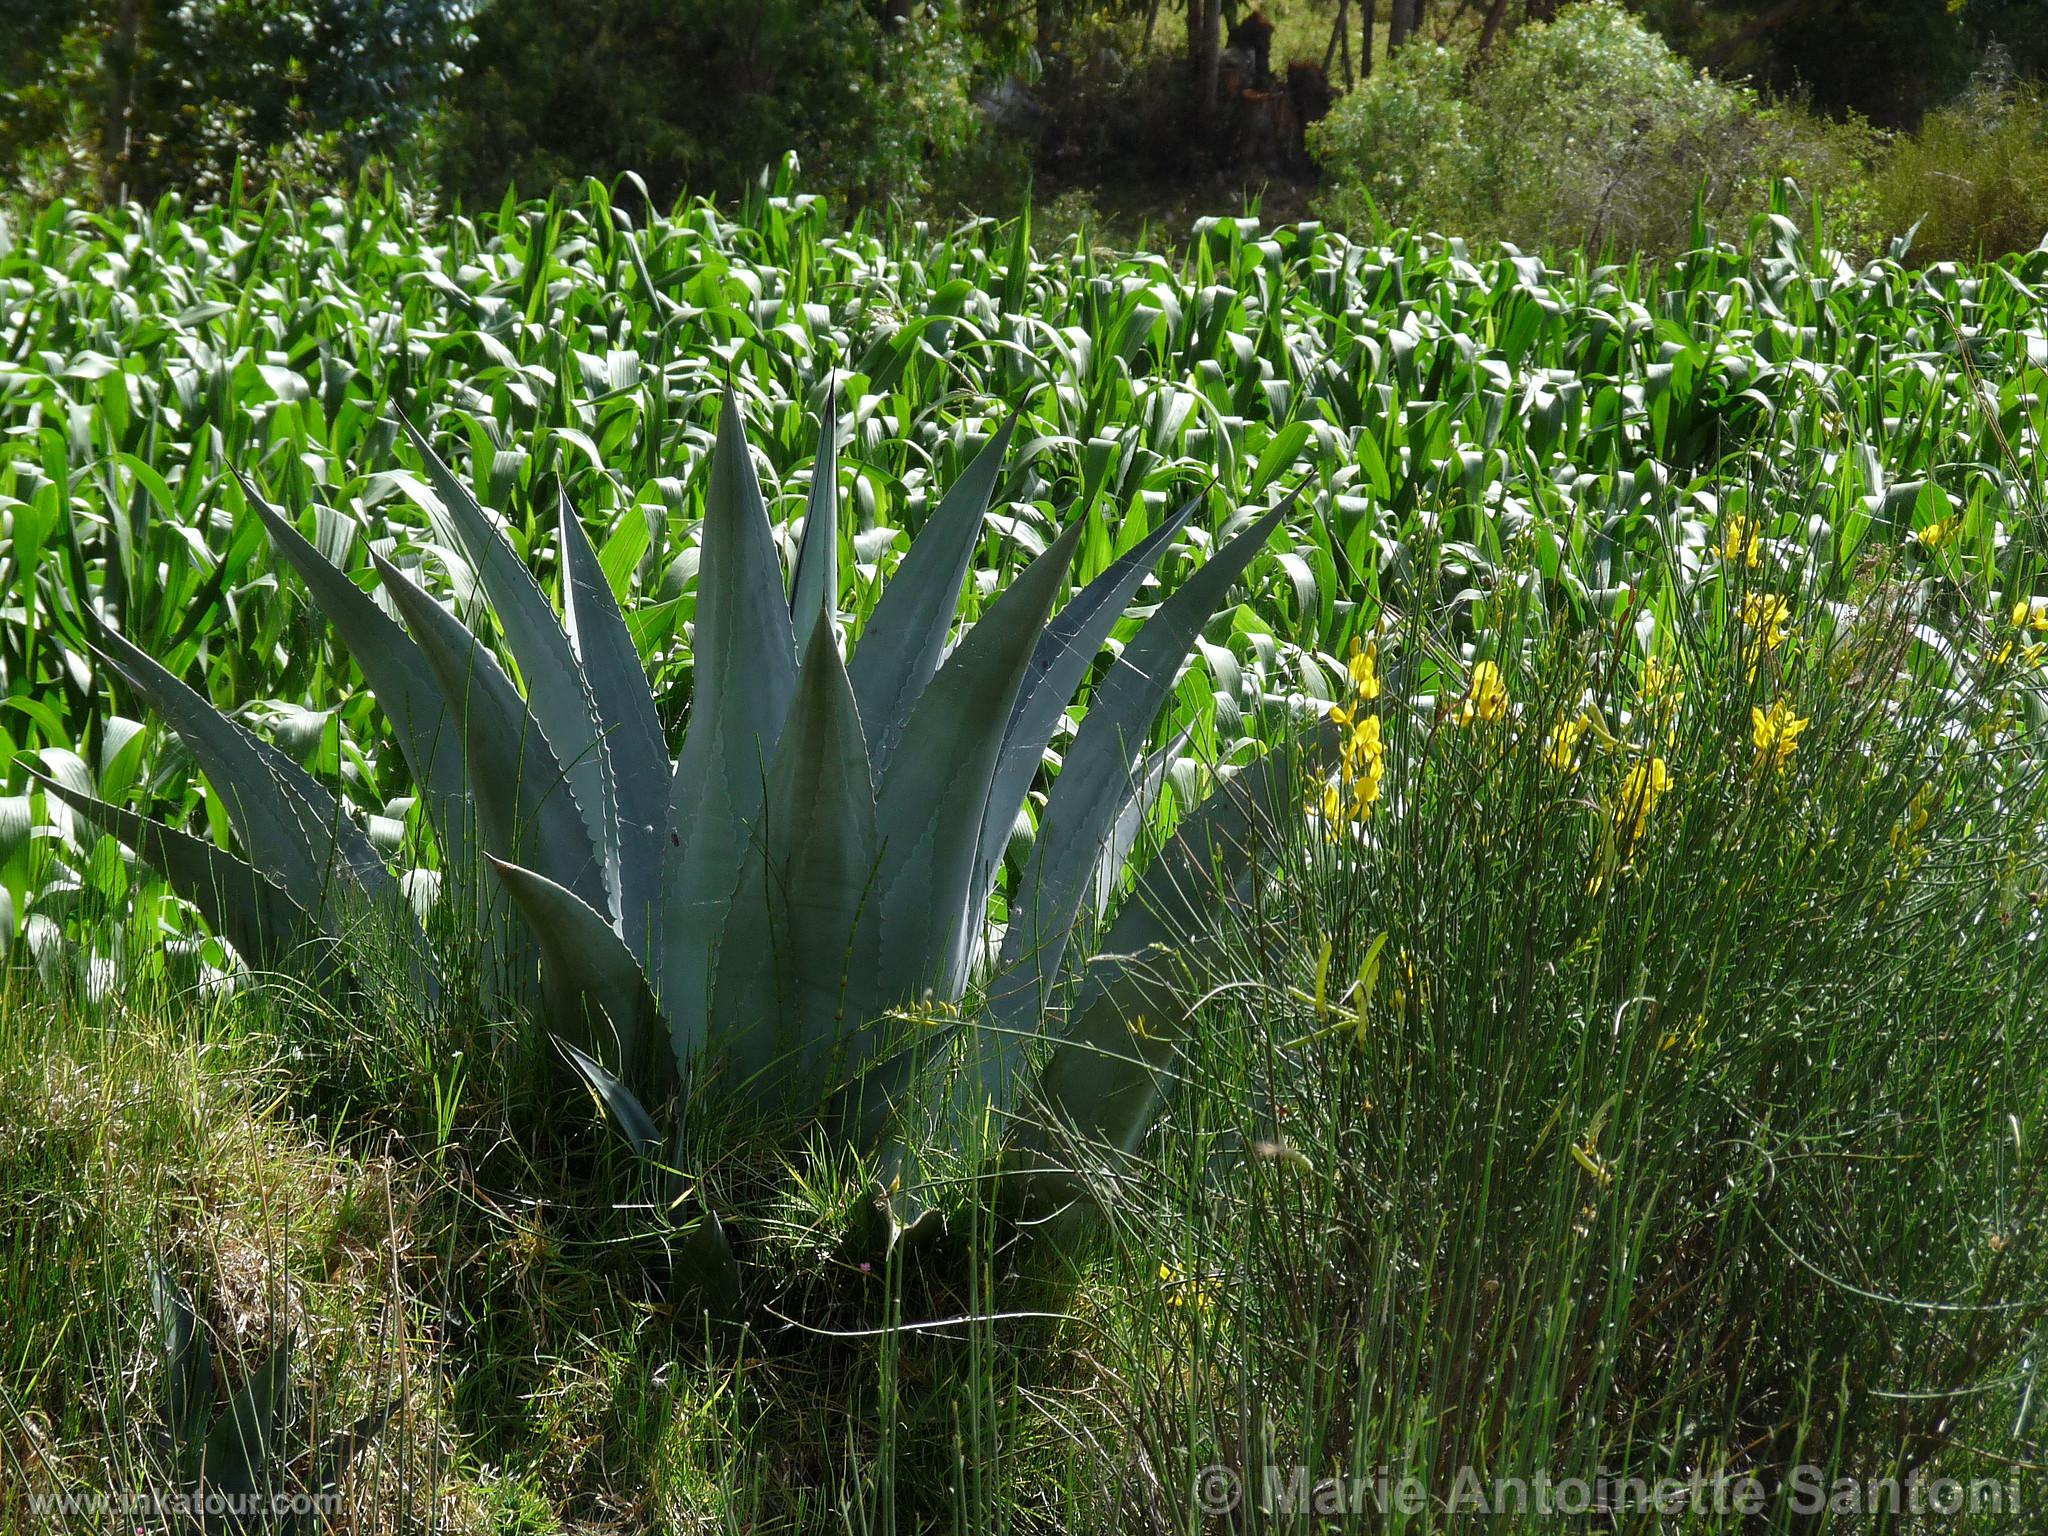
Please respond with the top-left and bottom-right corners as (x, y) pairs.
(435, 0), (979, 210)
(2, 0), (472, 201)
(1643, 0), (2047, 125)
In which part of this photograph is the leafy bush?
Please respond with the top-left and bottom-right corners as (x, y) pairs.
(1876, 65), (2048, 260)
(1311, 2), (1882, 257)
(1302, 41), (1475, 232)
(435, 0), (983, 210)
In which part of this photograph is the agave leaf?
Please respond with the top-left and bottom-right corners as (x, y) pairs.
(151, 1265), (214, 1460)
(491, 855), (658, 1078)
(29, 767), (322, 978)
(306, 1400), (398, 1511)
(241, 476), (482, 911)
(246, 485), (502, 1000)
(1091, 723), (1193, 923)
(978, 504), (1286, 1089)
(1018, 727), (1327, 1194)
(712, 610), (877, 1099)
(397, 412), (619, 916)
(249, 730), (418, 928)
(788, 386), (840, 645)
(661, 388), (800, 1051)
(845, 416), (1016, 775)
(854, 513), (1087, 1050)
(558, 492), (668, 965)
(87, 621), (414, 961)
(372, 551), (607, 912)
(87, 621), (326, 906)
(970, 493), (1203, 912)
(559, 1037), (662, 1157)
(672, 1206), (741, 1319)
(200, 1333), (294, 1500)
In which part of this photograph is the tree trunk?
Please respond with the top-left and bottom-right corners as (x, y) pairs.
(1359, 0), (1376, 77)
(1324, 0), (1353, 88)
(1525, 0), (1558, 22)
(1191, 0), (1223, 116)
(1477, 0), (1512, 52)
(100, 0), (144, 203)
(1387, 0), (1411, 53)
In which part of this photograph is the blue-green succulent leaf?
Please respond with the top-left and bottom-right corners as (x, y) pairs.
(559, 1038), (662, 1159)
(712, 610), (876, 1099)
(846, 416), (1016, 775)
(150, 1265), (213, 1460)
(372, 551), (607, 912)
(397, 412), (619, 916)
(981, 504), (1286, 1076)
(201, 1334), (294, 1499)
(30, 767), (323, 980)
(971, 493), (1203, 913)
(789, 387), (841, 646)
(1021, 726), (1328, 1183)
(241, 476), (482, 915)
(88, 621), (416, 972)
(661, 387), (801, 1054)
(559, 492), (668, 966)
(491, 854), (659, 1079)
(857, 511), (1086, 1032)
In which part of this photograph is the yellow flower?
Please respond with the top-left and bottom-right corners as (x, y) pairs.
(1345, 638), (1381, 700)
(1457, 659), (1510, 725)
(1544, 712), (1591, 774)
(1615, 756), (1673, 848)
(1640, 655), (1686, 735)
(1891, 783), (1935, 855)
(1750, 697), (1808, 775)
(1739, 594), (1791, 683)
(1916, 516), (1957, 552)
(2010, 598), (2048, 633)
(1319, 678), (1387, 830)
(1719, 515), (1762, 567)
(1159, 1262), (1216, 1311)
(1993, 638), (2047, 668)
(1660, 1016), (1707, 1053)
(1740, 593), (1790, 649)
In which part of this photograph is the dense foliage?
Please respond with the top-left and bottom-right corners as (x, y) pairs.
(5, 0), (2047, 263)
(1, 172), (2044, 1002)
(1311, 3), (1899, 258)
(436, 0), (983, 211)
(1, 0), (472, 202)
(3, 180), (2048, 1530)
(1644, 0), (2048, 127)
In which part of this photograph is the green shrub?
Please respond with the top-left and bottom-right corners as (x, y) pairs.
(1875, 67), (2048, 260)
(1311, 1), (1885, 257)
(1473, 0), (1762, 251)
(1304, 42), (1476, 235)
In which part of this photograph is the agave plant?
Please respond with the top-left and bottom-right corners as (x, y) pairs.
(148, 1266), (393, 1533)
(33, 390), (1312, 1248)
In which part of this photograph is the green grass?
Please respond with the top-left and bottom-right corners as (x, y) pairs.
(3, 178), (2048, 1530)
